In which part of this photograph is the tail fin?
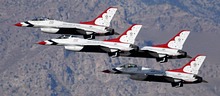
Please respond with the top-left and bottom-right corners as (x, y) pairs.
(168, 55), (206, 74)
(80, 7), (117, 27)
(153, 30), (190, 50)
(104, 24), (142, 44)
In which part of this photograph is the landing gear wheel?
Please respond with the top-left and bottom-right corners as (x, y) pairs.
(177, 50), (187, 58)
(108, 51), (120, 58)
(105, 27), (115, 35)
(129, 44), (139, 53)
(171, 82), (183, 87)
(83, 34), (95, 39)
(156, 57), (168, 63)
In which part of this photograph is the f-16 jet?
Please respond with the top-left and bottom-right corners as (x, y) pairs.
(14, 7), (118, 39)
(102, 55), (207, 87)
(37, 24), (142, 57)
(120, 30), (191, 63)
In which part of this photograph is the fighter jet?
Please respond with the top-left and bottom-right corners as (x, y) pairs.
(102, 55), (207, 87)
(120, 30), (191, 63)
(37, 24), (142, 57)
(14, 7), (118, 39)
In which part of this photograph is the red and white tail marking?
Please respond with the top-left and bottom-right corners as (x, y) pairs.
(80, 7), (117, 27)
(153, 30), (190, 50)
(104, 24), (142, 44)
(168, 55), (206, 74)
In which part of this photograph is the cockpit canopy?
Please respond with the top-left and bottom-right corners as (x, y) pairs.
(120, 64), (138, 68)
(31, 17), (53, 21)
(57, 35), (76, 39)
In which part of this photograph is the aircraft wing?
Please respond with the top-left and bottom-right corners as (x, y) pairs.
(40, 27), (88, 35)
(81, 45), (112, 53)
(65, 45), (119, 53)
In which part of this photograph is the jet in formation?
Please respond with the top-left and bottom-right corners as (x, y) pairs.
(120, 30), (191, 63)
(15, 7), (118, 39)
(102, 55), (207, 87)
(15, 6), (207, 87)
(37, 29), (191, 63)
(37, 24), (142, 57)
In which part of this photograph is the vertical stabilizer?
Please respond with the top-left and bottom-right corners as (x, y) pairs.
(153, 30), (190, 50)
(104, 24), (142, 44)
(80, 7), (117, 27)
(168, 55), (206, 74)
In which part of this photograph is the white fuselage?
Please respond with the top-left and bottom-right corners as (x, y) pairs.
(141, 46), (181, 57)
(45, 37), (133, 52)
(21, 20), (108, 34)
(165, 71), (196, 82)
(117, 67), (196, 82)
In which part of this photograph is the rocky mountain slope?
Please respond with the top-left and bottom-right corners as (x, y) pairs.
(0, 0), (220, 96)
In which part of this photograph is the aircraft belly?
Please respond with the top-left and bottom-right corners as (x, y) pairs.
(56, 28), (86, 34)
(119, 50), (155, 58)
(80, 46), (108, 53)
(55, 28), (108, 36)
(144, 75), (172, 83)
(123, 50), (179, 59)
(80, 25), (106, 33)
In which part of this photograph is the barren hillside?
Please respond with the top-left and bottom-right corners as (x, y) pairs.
(0, 0), (220, 96)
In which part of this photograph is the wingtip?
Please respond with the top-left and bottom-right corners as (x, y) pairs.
(202, 80), (208, 83)
(108, 6), (118, 9)
(102, 70), (111, 73)
(180, 30), (190, 32)
(131, 24), (142, 26)
(186, 55), (192, 58)
(196, 54), (206, 57)
(114, 32), (120, 35)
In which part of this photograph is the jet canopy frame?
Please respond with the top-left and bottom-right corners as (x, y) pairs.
(57, 35), (76, 39)
(120, 64), (138, 68)
(31, 17), (53, 21)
